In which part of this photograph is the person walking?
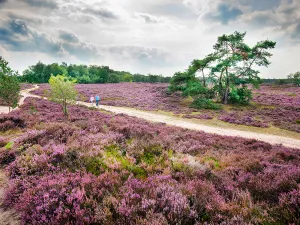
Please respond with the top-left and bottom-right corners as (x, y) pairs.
(95, 95), (100, 107)
(90, 96), (95, 106)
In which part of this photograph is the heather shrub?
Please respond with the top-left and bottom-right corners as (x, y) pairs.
(117, 176), (195, 224)
(1, 97), (300, 224)
(7, 145), (53, 178)
(13, 172), (121, 225)
(0, 136), (7, 148)
(238, 166), (300, 203)
(0, 147), (16, 166)
(186, 179), (229, 222)
(277, 187), (300, 224)
(0, 115), (25, 132)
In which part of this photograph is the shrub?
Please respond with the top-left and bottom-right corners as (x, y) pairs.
(11, 172), (121, 225)
(0, 115), (25, 132)
(229, 86), (253, 105)
(190, 98), (222, 110)
(277, 188), (300, 224)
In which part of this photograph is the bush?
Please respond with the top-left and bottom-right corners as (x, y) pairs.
(229, 86), (253, 105)
(277, 188), (300, 224)
(190, 98), (222, 110)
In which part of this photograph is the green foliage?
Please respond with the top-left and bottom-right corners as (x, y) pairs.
(108, 73), (120, 83)
(169, 31), (276, 107)
(85, 157), (108, 176)
(5, 141), (14, 150)
(288, 72), (300, 86)
(104, 145), (147, 178)
(229, 86), (253, 105)
(0, 57), (20, 111)
(188, 55), (216, 87)
(48, 75), (78, 116)
(190, 98), (222, 110)
(202, 157), (220, 169)
(19, 62), (171, 84)
(122, 73), (133, 82)
(210, 31), (276, 104)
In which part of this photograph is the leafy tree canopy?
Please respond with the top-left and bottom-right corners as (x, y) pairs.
(20, 62), (171, 84)
(169, 31), (276, 107)
(48, 75), (77, 116)
(0, 57), (20, 112)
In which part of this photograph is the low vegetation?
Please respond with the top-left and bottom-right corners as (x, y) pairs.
(31, 83), (300, 133)
(0, 97), (299, 224)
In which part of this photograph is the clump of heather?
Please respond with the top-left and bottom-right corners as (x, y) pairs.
(218, 113), (269, 128)
(277, 187), (300, 224)
(1, 97), (300, 224)
(0, 114), (25, 132)
(20, 83), (35, 91)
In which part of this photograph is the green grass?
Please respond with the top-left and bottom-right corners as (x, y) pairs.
(5, 141), (14, 150)
(202, 156), (220, 169)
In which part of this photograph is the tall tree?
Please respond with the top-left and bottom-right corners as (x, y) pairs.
(49, 75), (77, 116)
(210, 31), (276, 104)
(0, 57), (20, 112)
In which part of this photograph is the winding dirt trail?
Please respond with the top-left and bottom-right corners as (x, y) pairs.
(1, 85), (300, 149)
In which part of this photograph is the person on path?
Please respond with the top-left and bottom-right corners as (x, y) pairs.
(95, 95), (100, 107)
(90, 96), (95, 106)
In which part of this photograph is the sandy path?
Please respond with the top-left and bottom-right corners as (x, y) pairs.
(1, 85), (300, 149)
(0, 85), (40, 114)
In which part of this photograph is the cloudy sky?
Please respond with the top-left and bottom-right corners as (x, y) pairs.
(0, 0), (299, 78)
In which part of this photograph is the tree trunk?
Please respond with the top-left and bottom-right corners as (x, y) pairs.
(219, 71), (224, 102)
(201, 69), (206, 87)
(223, 68), (230, 104)
(63, 100), (68, 116)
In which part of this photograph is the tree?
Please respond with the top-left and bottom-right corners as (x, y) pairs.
(188, 55), (215, 87)
(169, 71), (220, 109)
(0, 57), (20, 112)
(48, 75), (77, 116)
(108, 73), (120, 83)
(122, 73), (133, 82)
(210, 31), (276, 104)
(288, 72), (300, 86)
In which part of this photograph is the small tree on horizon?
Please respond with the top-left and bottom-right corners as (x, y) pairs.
(0, 57), (20, 112)
(49, 75), (77, 116)
(288, 72), (300, 86)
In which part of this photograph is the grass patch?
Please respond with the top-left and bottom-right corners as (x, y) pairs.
(5, 141), (14, 150)
(202, 156), (220, 169)
(105, 144), (147, 178)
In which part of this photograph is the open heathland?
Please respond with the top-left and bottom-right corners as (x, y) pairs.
(0, 97), (299, 224)
(31, 83), (300, 133)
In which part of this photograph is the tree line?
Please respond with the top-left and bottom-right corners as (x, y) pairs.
(266, 72), (300, 86)
(19, 62), (171, 84)
(169, 31), (277, 109)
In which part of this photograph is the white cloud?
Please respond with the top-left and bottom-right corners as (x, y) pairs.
(0, 0), (299, 78)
